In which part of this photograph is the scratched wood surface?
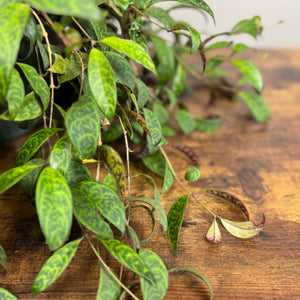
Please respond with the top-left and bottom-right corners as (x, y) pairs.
(0, 50), (299, 299)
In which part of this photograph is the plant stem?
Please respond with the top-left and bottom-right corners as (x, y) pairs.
(71, 16), (92, 40)
(159, 147), (216, 217)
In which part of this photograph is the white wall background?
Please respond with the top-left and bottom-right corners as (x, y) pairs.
(159, 0), (300, 48)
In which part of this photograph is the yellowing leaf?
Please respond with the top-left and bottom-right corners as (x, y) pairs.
(206, 217), (221, 243)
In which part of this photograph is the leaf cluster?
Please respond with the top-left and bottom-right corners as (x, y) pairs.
(0, 0), (267, 298)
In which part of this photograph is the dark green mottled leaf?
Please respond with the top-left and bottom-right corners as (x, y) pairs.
(162, 163), (173, 194)
(97, 236), (155, 283)
(239, 92), (270, 122)
(101, 36), (157, 75)
(65, 94), (100, 159)
(6, 68), (24, 119)
(140, 248), (168, 300)
(151, 36), (175, 84)
(48, 54), (67, 74)
(175, 110), (196, 135)
(103, 173), (118, 192)
(27, 0), (102, 21)
(103, 51), (135, 91)
(184, 166), (200, 182)
(142, 150), (165, 177)
(32, 238), (82, 295)
(91, 21), (108, 42)
(49, 135), (72, 176)
(0, 288), (17, 300)
(232, 59), (263, 92)
(146, 0), (215, 23)
(168, 266), (213, 300)
(143, 108), (162, 154)
(73, 181), (126, 234)
(113, 0), (134, 10)
(37, 41), (49, 70)
(36, 167), (73, 251)
(88, 48), (116, 121)
(167, 195), (189, 256)
(17, 63), (50, 111)
(127, 225), (141, 250)
(125, 109), (152, 139)
(23, 14), (37, 59)
(131, 197), (167, 231)
(0, 3), (30, 105)
(19, 158), (45, 197)
(98, 145), (126, 197)
(136, 78), (149, 109)
(16, 128), (58, 166)
(219, 214), (265, 239)
(153, 102), (169, 126)
(65, 157), (93, 187)
(71, 186), (113, 238)
(172, 63), (186, 96)
(206, 217), (221, 243)
(231, 16), (261, 38)
(0, 244), (7, 271)
(97, 267), (121, 300)
(101, 123), (123, 143)
(195, 117), (221, 133)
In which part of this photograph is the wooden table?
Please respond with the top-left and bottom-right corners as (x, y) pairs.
(0, 50), (299, 299)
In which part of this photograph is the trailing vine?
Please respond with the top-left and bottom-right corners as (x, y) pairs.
(0, 0), (268, 299)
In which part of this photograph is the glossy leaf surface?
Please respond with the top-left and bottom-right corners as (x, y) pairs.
(239, 92), (270, 122)
(88, 48), (116, 121)
(65, 158), (93, 187)
(71, 186), (113, 238)
(167, 195), (189, 256)
(73, 181), (126, 234)
(97, 267), (121, 300)
(206, 217), (221, 243)
(0, 3), (30, 105)
(98, 145), (126, 197)
(101, 36), (157, 75)
(232, 59), (263, 92)
(32, 239), (82, 295)
(65, 94), (100, 159)
(97, 236), (155, 283)
(36, 167), (73, 251)
(27, 0), (102, 21)
(49, 135), (72, 176)
(140, 248), (168, 300)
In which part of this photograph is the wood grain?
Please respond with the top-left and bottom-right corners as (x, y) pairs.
(0, 50), (299, 299)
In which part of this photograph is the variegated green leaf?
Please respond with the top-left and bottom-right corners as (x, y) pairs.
(19, 158), (45, 197)
(231, 16), (261, 38)
(36, 167), (73, 251)
(151, 36), (175, 84)
(204, 55), (225, 74)
(0, 244), (7, 271)
(140, 248), (168, 300)
(101, 123), (123, 143)
(16, 128), (58, 166)
(98, 145), (126, 197)
(167, 194), (189, 256)
(143, 108), (163, 155)
(97, 236), (155, 283)
(65, 94), (100, 159)
(17, 63), (50, 111)
(127, 225), (141, 250)
(162, 163), (173, 194)
(103, 51), (136, 91)
(184, 166), (200, 182)
(103, 173), (118, 192)
(88, 48), (116, 121)
(232, 59), (263, 92)
(0, 288), (17, 300)
(172, 63), (186, 96)
(219, 215), (265, 239)
(49, 135), (72, 176)
(65, 157), (93, 187)
(71, 185), (113, 238)
(232, 43), (251, 55)
(206, 217), (221, 243)
(6, 68), (24, 119)
(136, 78), (149, 109)
(27, 0), (102, 21)
(48, 54), (67, 74)
(113, 0), (134, 10)
(73, 181), (126, 234)
(101, 36), (157, 75)
(146, 0), (215, 23)
(204, 41), (232, 51)
(239, 92), (270, 122)
(145, 6), (175, 29)
(130, 197), (167, 231)
(97, 267), (121, 300)
(0, 3), (30, 105)
(142, 150), (166, 177)
(32, 238), (82, 295)
(195, 117), (221, 133)
(175, 109), (196, 135)
(153, 102), (169, 126)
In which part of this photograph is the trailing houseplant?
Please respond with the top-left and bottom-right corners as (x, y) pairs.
(0, 0), (269, 298)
